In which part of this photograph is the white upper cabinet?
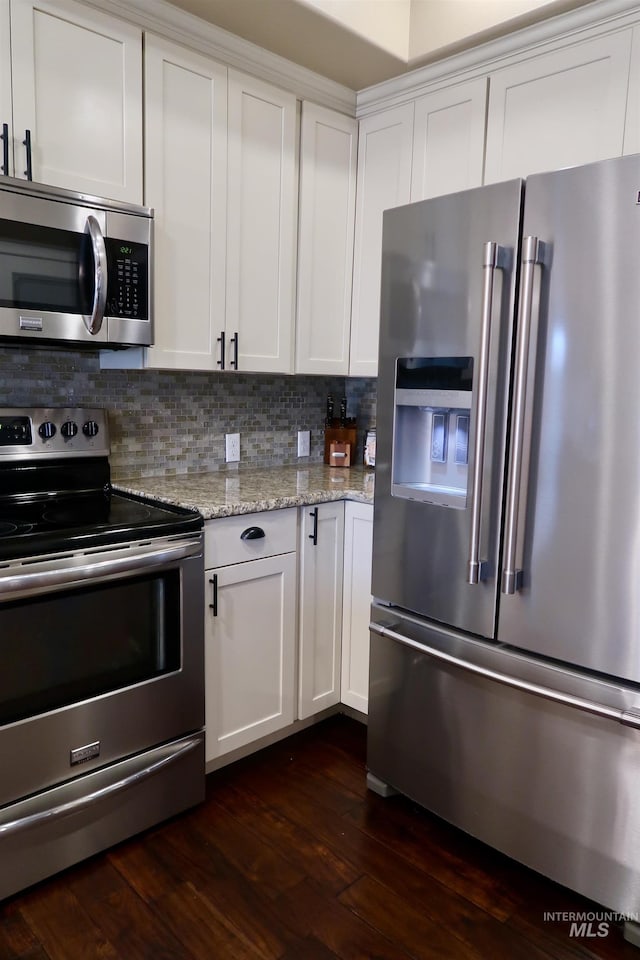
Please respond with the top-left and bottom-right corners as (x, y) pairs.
(411, 77), (487, 201)
(0, 0), (10, 174)
(9, 0), (142, 201)
(226, 70), (297, 373)
(485, 30), (632, 183)
(144, 35), (227, 371)
(623, 25), (640, 155)
(295, 102), (357, 376)
(350, 103), (414, 378)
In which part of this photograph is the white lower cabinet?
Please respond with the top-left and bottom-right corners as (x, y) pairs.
(297, 502), (344, 719)
(204, 509), (297, 763)
(204, 499), (373, 764)
(341, 501), (373, 714)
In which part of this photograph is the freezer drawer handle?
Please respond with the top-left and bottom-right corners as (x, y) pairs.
(468, 241), (510, 584)
(502, 236), (545, 595)
(370, 621), (640, 729)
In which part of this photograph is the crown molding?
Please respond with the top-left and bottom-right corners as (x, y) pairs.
(82, 0), (357, 115)
(356, 0), (640, 115)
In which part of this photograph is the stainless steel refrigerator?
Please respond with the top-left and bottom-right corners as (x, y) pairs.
(368, 153), (640, 919)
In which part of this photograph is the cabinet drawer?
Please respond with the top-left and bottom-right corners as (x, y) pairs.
(205, 508), (297, 567)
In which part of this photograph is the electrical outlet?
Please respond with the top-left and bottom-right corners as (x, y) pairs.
(297, 430), (310, 457)
(225, 433), (240, 463)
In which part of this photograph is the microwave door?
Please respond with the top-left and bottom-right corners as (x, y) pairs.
(80, 215), (107, 335)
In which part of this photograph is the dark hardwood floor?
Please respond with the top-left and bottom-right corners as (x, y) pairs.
(1, 715), (637, 959)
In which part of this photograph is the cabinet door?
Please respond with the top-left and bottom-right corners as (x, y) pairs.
(411, 78), (487, 202)
(623, 25), (640, 155)
(298, 502), (344, 720)
(10, 0), (142, 201)
(226, 70), (297, 373)
(0, 0), (11, 176)
(205, 553), (296, 762)
(341, 501), (373, 714)
(144, 36), (227, 371)
(350, 104), (414, 378)
(296, 103), (357, 376)
(485, 30), (632, 183)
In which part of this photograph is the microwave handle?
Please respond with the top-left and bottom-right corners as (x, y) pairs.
(84, 215), (108, 335)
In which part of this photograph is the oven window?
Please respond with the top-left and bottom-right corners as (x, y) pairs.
(0, 571), (181, 725)
(0, 218), (93, 314)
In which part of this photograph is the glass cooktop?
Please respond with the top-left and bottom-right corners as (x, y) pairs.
(0, 490), (203, 561)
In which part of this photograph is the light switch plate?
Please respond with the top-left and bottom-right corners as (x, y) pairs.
(297, 430), (310, 457)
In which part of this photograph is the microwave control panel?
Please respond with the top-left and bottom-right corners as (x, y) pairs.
(105, 239), (148, 320)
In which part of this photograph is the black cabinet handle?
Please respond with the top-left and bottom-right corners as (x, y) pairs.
(217, 330), (225, 369)
(1, 123), (8, 176)
(230, 331), (238, 369)
(309, 507), (318, 546)
(208, 574), (218, 616)
(240, 526), (265, 541)
(23, 129), (32, 181)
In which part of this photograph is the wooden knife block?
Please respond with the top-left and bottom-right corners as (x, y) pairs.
(324, 425), (357, 465)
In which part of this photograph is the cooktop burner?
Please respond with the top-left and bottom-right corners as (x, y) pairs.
(0, 406), (203, 561)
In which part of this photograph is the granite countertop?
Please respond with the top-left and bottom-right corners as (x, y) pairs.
(114, 464), (375, 520)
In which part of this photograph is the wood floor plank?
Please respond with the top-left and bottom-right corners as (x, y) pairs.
(273, 877), (416, 960)
(208, 781), (361, 895)
(66, 859), (190, 960)
(149, 819), (296, 959)
(16, 882), (119, 960)
(0, 901), (45, 960)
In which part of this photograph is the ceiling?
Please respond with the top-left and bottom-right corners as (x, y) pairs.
(163, 0), (595, 89)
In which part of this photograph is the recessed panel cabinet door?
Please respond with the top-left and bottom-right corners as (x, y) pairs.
(226, 70), (297, 373)
(485, 30), (632, 182)
(411, 78), (487, 202)
(350, 103), (414, 378)
(298, 502), (344, 719)
(10, 0), (142, 201)
(0, 0), (11, 176)
(296, 103), (357, 375)
(144, 36), (227, 370)
(205, 553), (296, 762)
(341, 501), (373, 714)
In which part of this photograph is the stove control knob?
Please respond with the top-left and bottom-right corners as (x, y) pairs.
(38, 421), (56, 440)
(82, 420), (99, 438)
(61, 420), (78, 439)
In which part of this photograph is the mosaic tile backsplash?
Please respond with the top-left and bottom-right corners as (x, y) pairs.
(0, 347), (377, 479)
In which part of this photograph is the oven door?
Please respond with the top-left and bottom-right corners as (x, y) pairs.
(0, 535), (204, 808)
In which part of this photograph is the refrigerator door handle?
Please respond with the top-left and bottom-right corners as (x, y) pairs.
(502, 236), (545, 595)
(468, 241), (510, 584)
(370, 621), (640, 729)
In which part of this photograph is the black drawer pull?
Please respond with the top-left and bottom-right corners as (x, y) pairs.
(241, 526), (265, 540)
(1, 123), (8, 176)
(309, 507), (318, 546)
(208, 574), (218, 616)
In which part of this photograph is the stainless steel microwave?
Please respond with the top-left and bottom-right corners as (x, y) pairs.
(0, 177), (153, 349)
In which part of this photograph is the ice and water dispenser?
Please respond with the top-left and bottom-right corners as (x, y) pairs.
(392, 357), (473, 508)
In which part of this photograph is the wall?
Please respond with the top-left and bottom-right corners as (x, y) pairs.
(0, 347), (377, 479)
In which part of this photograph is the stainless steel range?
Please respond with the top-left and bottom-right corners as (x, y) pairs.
(0, 406), (205, 901)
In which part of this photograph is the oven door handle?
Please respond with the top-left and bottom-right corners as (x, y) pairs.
(0, 538), (201, 601)
(0, 735), (201, 838)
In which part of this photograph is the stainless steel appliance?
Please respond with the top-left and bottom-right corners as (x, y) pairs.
(0, 177), (153, 348)
(369, 153), (640, 920)
(0, 407), (204, 900)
